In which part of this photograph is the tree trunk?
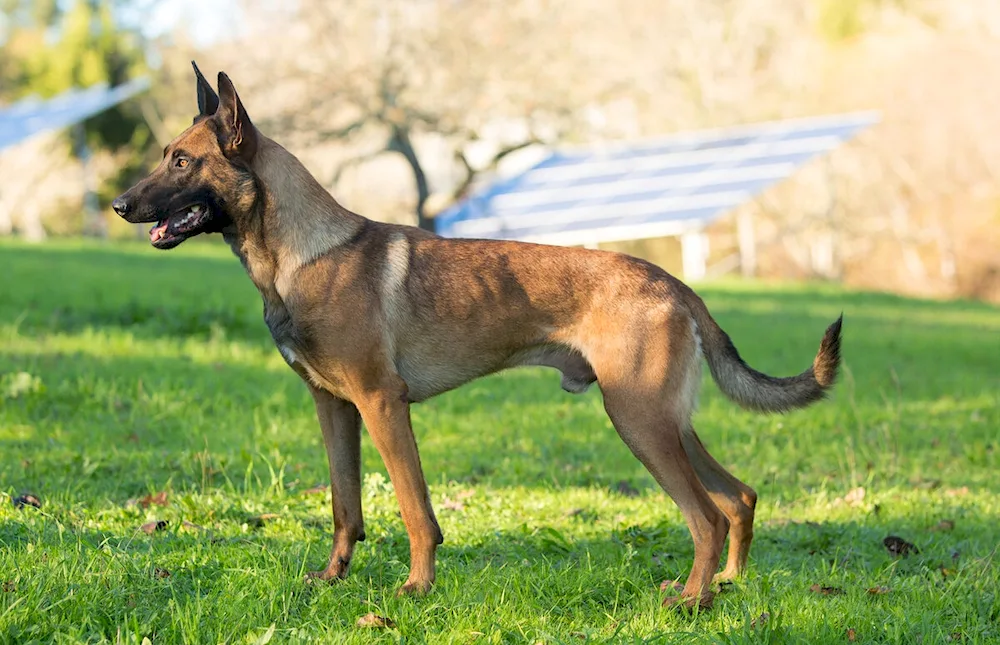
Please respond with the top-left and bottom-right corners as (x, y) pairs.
(389, 125), (434, 232)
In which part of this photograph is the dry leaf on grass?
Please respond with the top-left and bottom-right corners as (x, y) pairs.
(867, 586), (891, 595)
(809, 584), (845, 596)
(12, 494), (41, 509)
(884, 535), (919, 557)
(125, 491), (169, 509)
(139, 520), (168, 534)
(847, 628), (857, 641)
(154, 567), (171, 579)
(247, 514), (280, 528)
(945, 487), (969, 497)
(932, 519), (955, 532)
(356, 613), (395, 629)
(301, 484), (329, 495)
(2, 581), (15, 593)
(750, 612), (770, 629)
(140, 491), (169, 508)
(833, 487), (866, 506)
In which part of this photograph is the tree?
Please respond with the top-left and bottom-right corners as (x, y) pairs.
(0, 0), (150, 238)
(231, 0), (638, 231)
(215, 0), (814, 231)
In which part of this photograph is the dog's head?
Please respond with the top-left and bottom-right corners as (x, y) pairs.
(113, 63), (260, 249)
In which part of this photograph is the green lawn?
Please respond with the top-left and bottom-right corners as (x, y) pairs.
(1, 239), (998, 644)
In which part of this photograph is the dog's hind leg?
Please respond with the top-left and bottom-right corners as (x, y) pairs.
(353, 376), (443, 596)
(604, 395), (728, 609)
(591, 317), (728, 610)
(681, 428), (757, 582)
(306, 386), (366, 582)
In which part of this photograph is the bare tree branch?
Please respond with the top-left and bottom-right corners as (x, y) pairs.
(452, 138), (543, 201)
(329, 144), (391, 188)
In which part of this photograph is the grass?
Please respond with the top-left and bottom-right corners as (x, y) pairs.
(0, 238), (998, 644)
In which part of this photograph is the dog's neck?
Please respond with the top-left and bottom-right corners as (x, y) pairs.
(224, 134), (366, 300)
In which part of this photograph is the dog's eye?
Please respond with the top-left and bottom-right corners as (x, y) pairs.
(175, 157), (189, 169)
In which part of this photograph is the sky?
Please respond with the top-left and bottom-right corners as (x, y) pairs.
(126, 0), (243, 48)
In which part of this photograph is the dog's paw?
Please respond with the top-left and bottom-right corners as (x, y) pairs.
(396, 579), (433, 597)
(712, 568), (745, 584)
(304, 554), (352, 584)
(304, 568), (346, 584)
(662, 590), (715, 612)
(304, 571), (333, 584)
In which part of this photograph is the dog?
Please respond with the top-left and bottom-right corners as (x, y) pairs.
(113, 63), (842, 609)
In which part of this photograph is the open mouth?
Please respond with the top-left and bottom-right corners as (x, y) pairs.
(149, 204), (210, 249)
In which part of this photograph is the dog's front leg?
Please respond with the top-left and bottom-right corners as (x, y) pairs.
(306, 386), (365, 582)
(354, 380), (443, 596)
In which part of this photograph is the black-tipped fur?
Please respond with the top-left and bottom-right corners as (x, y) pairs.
(812, 315), (843, 388)
(686, 288), (843, 413)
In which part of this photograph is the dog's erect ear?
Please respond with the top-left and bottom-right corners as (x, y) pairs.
(214, 71), (258, 162)
(191, 61), (219, 118)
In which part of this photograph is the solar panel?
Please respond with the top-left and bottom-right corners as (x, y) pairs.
(435, 112), (879, 247)
(0, 77), (150, 153)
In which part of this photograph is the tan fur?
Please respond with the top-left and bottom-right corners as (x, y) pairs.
(114, 67), (844, 610)
(253, 139), (364, 298)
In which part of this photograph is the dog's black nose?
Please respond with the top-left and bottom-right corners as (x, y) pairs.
(112, 196), (130, 217)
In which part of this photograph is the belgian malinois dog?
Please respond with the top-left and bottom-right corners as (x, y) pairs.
(113, 63), (841, 609)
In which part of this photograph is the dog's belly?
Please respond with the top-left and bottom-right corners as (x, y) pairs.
(395, 358), (488, 402)
(395, 343), (596, 402)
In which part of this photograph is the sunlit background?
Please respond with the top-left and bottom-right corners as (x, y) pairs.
(2, 4), (1000, 642)
(1, 0), (999, 302)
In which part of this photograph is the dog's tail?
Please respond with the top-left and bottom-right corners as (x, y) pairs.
(682, 286), (842, 414)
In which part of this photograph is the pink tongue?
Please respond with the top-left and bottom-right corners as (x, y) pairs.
(149, 222), (168, 242)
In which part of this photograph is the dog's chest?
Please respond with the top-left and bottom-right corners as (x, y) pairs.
(264, 301), (297, 351)
(264, 301), (309, 369)
(263, 300), (346, 394)
(276, 343), (299, 364)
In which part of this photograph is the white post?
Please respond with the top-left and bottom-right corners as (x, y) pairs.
(737, 209), (756, 278)
(0, 203), (12, 236)
(75, 124), (105, 238)
(681, 229), (708, 281)
(810, 232), (835, 278)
